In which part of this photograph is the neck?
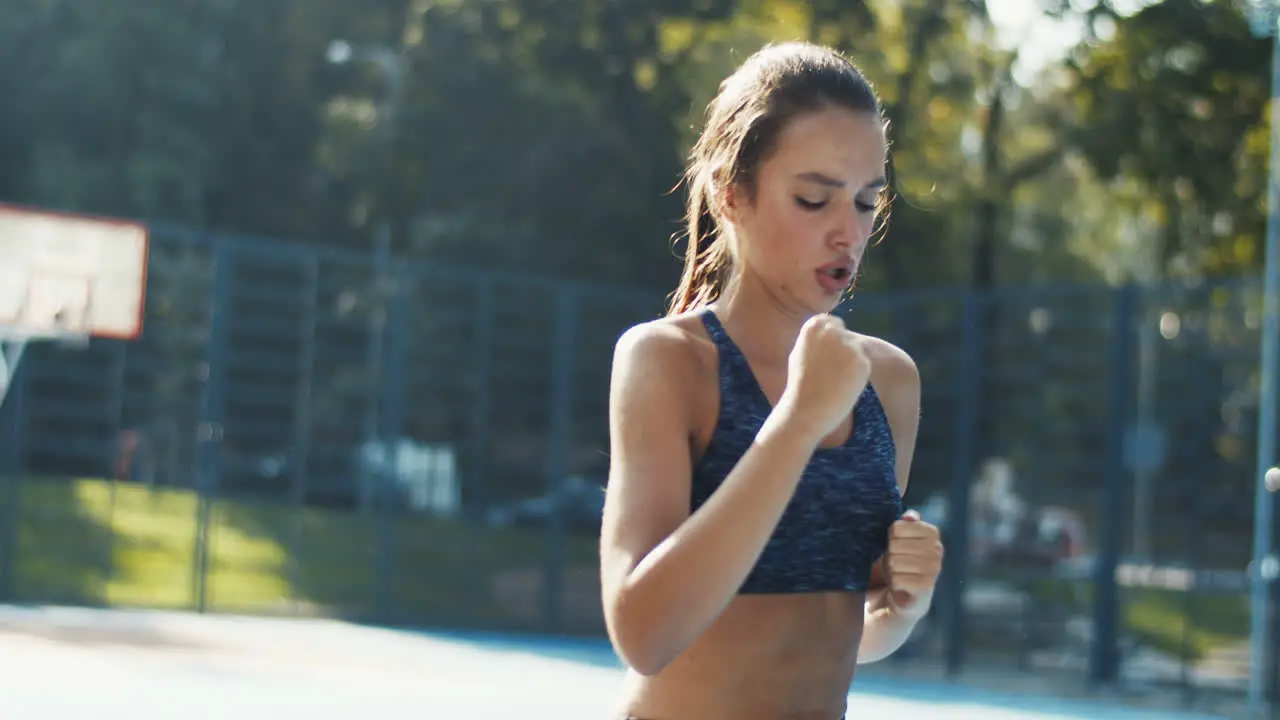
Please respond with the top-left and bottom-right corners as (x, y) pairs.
(711, 273), (821, 365)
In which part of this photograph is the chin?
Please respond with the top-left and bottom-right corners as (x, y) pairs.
(804, 294), (843, 316)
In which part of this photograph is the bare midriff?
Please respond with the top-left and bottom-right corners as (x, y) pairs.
(615, 590), (865, 720)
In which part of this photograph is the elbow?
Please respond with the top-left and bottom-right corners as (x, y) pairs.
(616, 643), (674, 677)
(604, 587), (679, 676)
(855, 646), (891, 666)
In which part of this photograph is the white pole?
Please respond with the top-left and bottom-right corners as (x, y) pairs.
(1248, 9), (1280, 714)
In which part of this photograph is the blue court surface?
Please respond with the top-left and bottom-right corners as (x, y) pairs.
(0, 606), (1229, 719)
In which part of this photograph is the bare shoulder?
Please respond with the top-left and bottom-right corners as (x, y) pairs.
(615, 311), (708, 354)
(612, 311), (712, 387)
(607, 311), (717, 468)
(855, 334), (920, 399)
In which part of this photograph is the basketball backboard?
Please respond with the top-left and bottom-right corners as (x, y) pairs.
(0, 204), (149, 408)
(0, 203), (148, 342)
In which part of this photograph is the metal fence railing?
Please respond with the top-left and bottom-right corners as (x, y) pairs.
(0, 222), (1275, 709)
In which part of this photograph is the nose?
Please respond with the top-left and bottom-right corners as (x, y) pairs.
(828, 208), (868, 253)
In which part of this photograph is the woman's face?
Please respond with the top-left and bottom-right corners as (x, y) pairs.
(724, 105), (888, 315)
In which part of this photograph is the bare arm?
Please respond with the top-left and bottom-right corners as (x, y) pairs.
(599, 323), (820, 676)
(857, 341), (930, 664)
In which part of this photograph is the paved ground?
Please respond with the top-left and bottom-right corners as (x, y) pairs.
(0, 605), (1236, 719)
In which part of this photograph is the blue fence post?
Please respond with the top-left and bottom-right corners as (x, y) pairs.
(358, 235), (391, 529)
(290, 258), (319, 509)
(193, 242), (232, 614)
(468, 280), (495, 511)
(943, 290), (984, 676)
(282, 257), (319, 613)
(543, 286), (578, 633)
(374, 265), (411, 621)
(1090, 282), (1137, 686)
(105, 340), (128, 590)
(0, 352), (28, 601)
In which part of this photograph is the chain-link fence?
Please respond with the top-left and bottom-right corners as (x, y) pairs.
(0, 223), (1275, 708)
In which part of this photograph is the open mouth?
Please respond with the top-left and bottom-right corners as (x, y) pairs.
(823, 266), (851, 282)
(816, 263), (855, 294)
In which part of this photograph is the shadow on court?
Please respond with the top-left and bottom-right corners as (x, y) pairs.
(0, 604), (1234, 720)
(413, 629), (1232, 720)
(409, 627), (626, 670)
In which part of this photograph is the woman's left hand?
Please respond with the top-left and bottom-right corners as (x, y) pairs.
(884, 510), (944, 617)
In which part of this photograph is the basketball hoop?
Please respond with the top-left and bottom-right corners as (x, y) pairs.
(0, 203), (147, 409)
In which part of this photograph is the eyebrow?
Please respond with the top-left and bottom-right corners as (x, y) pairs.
(794, 171), (888, 191)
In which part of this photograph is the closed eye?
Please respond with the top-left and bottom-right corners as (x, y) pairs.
(797, 196), (879, 214)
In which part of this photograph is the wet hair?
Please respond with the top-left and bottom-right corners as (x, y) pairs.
(666, 42), (884, 316)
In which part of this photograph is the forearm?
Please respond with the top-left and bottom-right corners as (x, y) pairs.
(856, 587), (933, 664)
(615, 410), (819, 674)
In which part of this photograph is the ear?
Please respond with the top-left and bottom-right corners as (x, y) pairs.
(715, 175), (744, 225)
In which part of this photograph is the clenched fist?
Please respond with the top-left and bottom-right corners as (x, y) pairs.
(884, 510), (944, 618)
(778, 313), (871, 443)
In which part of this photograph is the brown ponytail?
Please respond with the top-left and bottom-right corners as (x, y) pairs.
(666, 169), (732, 316)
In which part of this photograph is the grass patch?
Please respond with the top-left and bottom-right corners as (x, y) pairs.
(8, 475), (1248, 658)
(969, 570), (1250, 662)
(2, 475), (602, 633)
(1123, 588), (1249, 660)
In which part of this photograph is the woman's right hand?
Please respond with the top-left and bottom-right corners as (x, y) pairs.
(776, 313), (871, 443)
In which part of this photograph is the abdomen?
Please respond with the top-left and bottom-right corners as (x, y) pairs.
(620, 591), (866, 719)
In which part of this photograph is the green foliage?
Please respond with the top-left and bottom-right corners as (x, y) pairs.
(1059, 0), (1272, 277)
(2, 0), (1269, 286)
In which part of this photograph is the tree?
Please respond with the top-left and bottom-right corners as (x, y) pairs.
(1056, 0), (1271, 278)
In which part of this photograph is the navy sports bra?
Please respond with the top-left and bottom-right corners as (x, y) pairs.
(691, 309), (903, 594)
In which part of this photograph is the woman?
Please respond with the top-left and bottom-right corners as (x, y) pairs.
(600, 42), (945, 720)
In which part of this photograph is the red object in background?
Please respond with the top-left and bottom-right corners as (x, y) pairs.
(116, 429), (140, 481)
